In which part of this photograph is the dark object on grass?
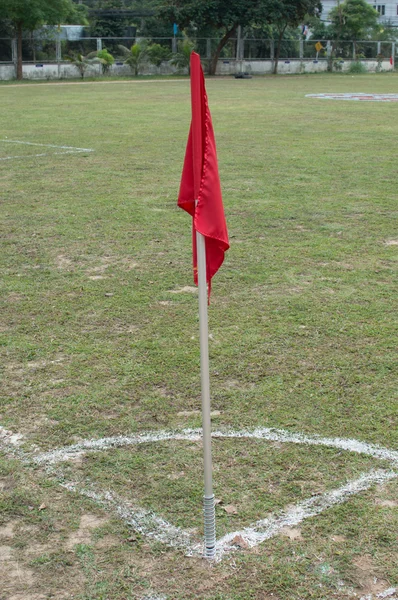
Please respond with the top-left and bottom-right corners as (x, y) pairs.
(234, 72), (252, 79)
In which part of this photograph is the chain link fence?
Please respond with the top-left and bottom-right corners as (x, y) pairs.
(0, 39), (13, 62)
(0, 36), (395, 71)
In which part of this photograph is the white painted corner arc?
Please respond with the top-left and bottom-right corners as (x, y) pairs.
(215, 469), (397, 559)
(1, 139), (93, 151)
(61, 481), (203, 557)
(0, 139), (94, 161)
(1, 423), (398, 561)
(33, 426), (398, 466)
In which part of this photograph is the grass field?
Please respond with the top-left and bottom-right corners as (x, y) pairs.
(0, 73), (397, 600)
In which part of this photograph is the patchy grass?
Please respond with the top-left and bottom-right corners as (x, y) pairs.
(0, 73), (397, 599)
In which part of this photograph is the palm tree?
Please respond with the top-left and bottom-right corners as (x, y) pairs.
(66, 52), (99, 79)
(117, 43), (146, 76)
(170, 38), (195, 74)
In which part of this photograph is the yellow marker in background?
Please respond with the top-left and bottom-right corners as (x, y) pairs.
(315, 41), (323, 60)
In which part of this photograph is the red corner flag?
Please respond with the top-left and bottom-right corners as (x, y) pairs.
(178, 52), (229, 295)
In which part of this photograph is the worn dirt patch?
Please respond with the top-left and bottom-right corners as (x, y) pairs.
(6, 293), (25, 302)
(6, 593), (73, 600)
(24, 542), (53, 557)
(94, 534), (120, 550)
(119, 258), (138, 270)
(1, 565), (35, 585)
(0, 544), (35, 591)
(385, 240), (398, 246)
(56, 255), (73, 270)
(280, 527), (303, 541)
(375, 498), (398, 508)
(352, 554), (389, 596)
(65, 513), (109, 550)
(7, 595), (50, 600)
(0, 520), (18, 539)
(331, 534), (347, 543)
(168, 286), (197, 294)
(0, 545), (13, 561)
(177, 409), (222, 417)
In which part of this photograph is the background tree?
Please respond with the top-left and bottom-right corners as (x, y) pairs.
(255, 0), (322, 73)
(87, 0), (162, 38)
(159, 0), (262, 75)
(303, 14), (330, 39)
(1, 0), (87, 79)
(329, 0), (379, 57)
(89, 0), (130, 37)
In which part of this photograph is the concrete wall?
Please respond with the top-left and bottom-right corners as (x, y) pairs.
(0, 64), (16, 80)
(216, 59), (393, 75)
(0, 61), (178, 81)
(0, 58), (394, 81)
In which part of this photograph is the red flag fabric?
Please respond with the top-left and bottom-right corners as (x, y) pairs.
(178, 53), (229, 294)
(390, 55), (393, 65)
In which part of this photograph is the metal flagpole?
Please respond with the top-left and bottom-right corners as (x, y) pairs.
(190, 52), (216, 559)
(196, 228), (216, 558)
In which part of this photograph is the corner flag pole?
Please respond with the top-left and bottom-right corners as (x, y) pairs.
(190, 53), (216, 559)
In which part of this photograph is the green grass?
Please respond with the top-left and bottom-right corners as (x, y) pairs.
(0, 73), (397, 599)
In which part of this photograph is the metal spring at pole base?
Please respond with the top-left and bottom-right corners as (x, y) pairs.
(203, 494), (216, 559)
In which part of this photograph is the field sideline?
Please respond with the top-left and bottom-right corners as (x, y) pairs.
(0, 74), (397, 599)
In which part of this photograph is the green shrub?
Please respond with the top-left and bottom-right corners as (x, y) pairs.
(147, 43), (171, 68)
(333, 60), (344, 72)
(349, 61), (367, 73)
(97, 49), (114, 75)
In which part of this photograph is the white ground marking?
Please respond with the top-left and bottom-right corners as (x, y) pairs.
(215, 469), (397, 559)
(61, 481), (202, 557)
(1, 423), (397, 563)
(306, 93), (398, 102)
(0, 139), (94, 161)
(360, 588), (398, 600)
(33, 426), (398, 465)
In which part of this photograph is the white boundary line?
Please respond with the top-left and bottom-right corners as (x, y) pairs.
(31, 465), (398, 562)
(60, 481), (202, 557)
(0, 139), (94, 161)
(215, 469), (397, 559)
(33, 426), (398, 465)
(360, 589), (398, 600)
(1, 424), (398, 563)
(306, 93), (398, 102)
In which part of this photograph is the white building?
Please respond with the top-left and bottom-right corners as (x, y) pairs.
(321, 0), (398, 26)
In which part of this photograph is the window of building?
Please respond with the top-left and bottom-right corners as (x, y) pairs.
(374, 4), (386, 15)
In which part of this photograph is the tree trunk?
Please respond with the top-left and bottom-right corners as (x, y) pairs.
(209, 25), (238, 76)
(17, 21), (23, 80)
(273, 28), (286, 75)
